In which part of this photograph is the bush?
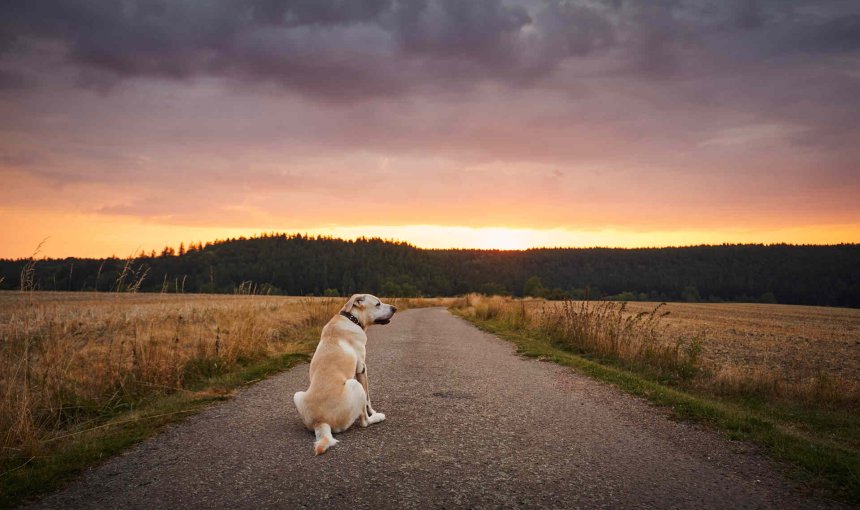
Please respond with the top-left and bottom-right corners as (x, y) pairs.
(682, 285), (700, 303)
(523, 276), (547, 298)
(759, 291), (777, 303)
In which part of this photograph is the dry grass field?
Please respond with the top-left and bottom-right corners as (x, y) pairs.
(459, 296), (860, 407)
(623, 301), (860, 398)
(0, 293), (333, 460)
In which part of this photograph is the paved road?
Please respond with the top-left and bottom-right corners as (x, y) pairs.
(32, 308), (841, 509)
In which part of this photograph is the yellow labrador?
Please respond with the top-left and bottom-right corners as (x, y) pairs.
(293, 294), (396, 455)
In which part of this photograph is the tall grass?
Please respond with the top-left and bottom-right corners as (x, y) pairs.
(706, 364), (858, 409)
(539, 300), (702, 382)
(0, 294), (340, 464)
(464, 294), (701, 382)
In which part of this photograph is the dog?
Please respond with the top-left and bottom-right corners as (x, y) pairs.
(293, 293), (396, 455)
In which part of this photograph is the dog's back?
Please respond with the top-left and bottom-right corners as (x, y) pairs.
(293, 317), (366, 454)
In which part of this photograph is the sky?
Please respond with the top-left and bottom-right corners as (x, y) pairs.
(1, 0), (859, 257)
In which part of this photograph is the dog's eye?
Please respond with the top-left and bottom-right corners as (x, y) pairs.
(376, 303), (381, 307)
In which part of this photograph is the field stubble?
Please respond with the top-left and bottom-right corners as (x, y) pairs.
(624, 301), (860, 402)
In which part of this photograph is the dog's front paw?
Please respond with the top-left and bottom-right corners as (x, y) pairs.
(368, 412), (385, 425)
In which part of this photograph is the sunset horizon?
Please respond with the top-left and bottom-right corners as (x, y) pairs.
(3, 222), (860, 259)
(2, 1), (859, 257)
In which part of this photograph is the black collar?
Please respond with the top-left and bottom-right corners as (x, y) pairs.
(340, 310), (362, 327)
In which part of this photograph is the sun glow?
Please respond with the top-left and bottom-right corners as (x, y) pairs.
(303, 224), (860, 251)
(2, 207), (860, 258)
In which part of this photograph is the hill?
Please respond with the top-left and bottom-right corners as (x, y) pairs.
(1, 235), (858, 307)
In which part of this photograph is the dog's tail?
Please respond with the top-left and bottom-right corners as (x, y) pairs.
(313, 423), (338, 455)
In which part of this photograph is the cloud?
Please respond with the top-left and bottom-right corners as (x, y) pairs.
(252, 0), (393, 27)
(788, 13), (860, 54)
(0, 0), (858, 241)
(0, 68), (28, 89)
(0, 0), (613, 99)
(1, 1), (857, 101)
(393, 0), (532, 61)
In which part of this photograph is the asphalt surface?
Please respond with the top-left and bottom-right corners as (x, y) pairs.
(31, 308), (843, 509)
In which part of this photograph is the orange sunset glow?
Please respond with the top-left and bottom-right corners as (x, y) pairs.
(3, 208), (860, 258)
(1, 2), (859, 258)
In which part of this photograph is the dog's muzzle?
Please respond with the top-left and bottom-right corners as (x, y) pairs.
(374, 306), (396, 325)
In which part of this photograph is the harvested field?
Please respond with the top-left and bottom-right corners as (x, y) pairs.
(458, 296), (860, 410)
(623, 302), (860, 386)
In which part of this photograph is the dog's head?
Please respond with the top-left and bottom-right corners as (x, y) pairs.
(342, 293), (396, 327)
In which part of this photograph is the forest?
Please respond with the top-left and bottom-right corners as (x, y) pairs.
(1, 234), (858, 307)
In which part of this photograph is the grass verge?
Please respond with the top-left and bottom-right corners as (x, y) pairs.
(454, 311), (860, 504)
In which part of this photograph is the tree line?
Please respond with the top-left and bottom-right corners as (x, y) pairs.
(1, 234), (858, 307)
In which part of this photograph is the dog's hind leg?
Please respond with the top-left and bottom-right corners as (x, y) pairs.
(342, 378), (370, 429)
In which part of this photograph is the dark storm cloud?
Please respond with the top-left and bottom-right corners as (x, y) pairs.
(1, 0), (858, 100)
(0, 68), (28, 89)
(251, 0), (393, 27)
(0, 0), (611, 98)
(393, 0), (531, 60)
(789, 13), (860, 54)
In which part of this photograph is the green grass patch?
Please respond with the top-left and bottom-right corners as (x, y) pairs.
(454, 311), (860, 504)
(0, 345), (315, 509)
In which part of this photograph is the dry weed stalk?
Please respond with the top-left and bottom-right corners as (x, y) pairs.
(94, 260), (105, 292)
(127, 266), (150, 293)
(113, 258), (133, 292)
(19, 239), (47, 292)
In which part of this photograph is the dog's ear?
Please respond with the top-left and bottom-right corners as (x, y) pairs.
(342, 294), (365, 312)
